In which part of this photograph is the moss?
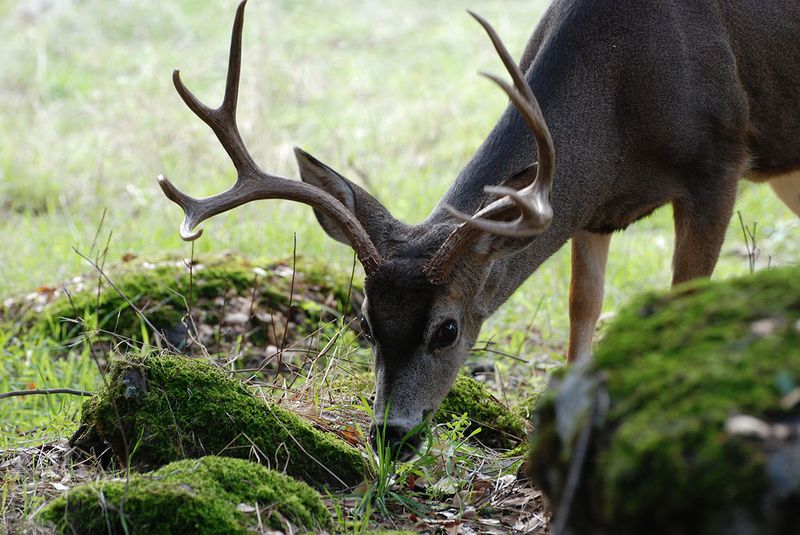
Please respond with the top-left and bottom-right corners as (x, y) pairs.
(434, 375), (526, 450)
(71, 352), (365, 489)
(338, 372), (525, 450)
(530, 266), (800, 534)
(33, 256), (357, 351)
(38, 259), (255, 344)
(36, 456), (331, 534)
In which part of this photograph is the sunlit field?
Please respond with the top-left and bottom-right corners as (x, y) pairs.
(1, 0), (798, 532)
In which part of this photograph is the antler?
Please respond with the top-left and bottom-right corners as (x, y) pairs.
(425, 12), (555, 283)
(157, 1), (382, 277)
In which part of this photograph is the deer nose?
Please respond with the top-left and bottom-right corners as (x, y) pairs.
(369, 423), (422, 462)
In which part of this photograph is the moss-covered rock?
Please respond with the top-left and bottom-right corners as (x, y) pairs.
(341, 371), (526, 449)
(36, 456), (331, 534)
(30, 256), (358, 354)
(529, 266), (800, 534)
(435, 375), (527, 450)
(71, 352), (365, 488)
(338, 373), (526, 450)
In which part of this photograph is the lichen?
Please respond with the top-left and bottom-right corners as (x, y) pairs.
(529, 266), (800, 534)
(36, 456), (331, 534)
(71, 352), (366, 489)
(434, 375), (527, 450)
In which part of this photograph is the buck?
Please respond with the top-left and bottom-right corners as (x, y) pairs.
(159, 1), (800, 457)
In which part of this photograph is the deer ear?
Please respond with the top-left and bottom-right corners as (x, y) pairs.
(470, 164), (543, 260)
(294, 147), (399, 250)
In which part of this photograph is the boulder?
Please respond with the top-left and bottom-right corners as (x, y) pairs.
(71, 352), (365, 489)
(37, 456), (331, 534)
(435, 375), (527, 450)
(529, 267), (800, 534)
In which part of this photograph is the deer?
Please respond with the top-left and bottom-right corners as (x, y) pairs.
(159, 0), (800, 459)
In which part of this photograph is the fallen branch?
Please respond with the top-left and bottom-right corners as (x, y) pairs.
(0, 388), (95, 401)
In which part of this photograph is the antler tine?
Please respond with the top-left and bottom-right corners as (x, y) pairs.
(424, 12), (555, 284)
(443, 11), (555, 238)
(469, 10), (554, 192)
(171, 0), (256, 175)
(158, 0), (383, 277)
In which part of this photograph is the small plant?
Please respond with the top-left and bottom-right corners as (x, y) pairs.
(737, 210), (760, 274)
(353, 397), (485, 526)
(353, 398), (430, 520)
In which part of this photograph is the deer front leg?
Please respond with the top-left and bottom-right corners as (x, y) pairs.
(567, 231), (611, 362)
(671, 187), (737, 286)
(769, 170), (800, 218)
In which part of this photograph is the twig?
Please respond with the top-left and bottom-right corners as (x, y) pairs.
(244, 272), (260, 353)
(344, 251), (357, 316)
(736, 210), (759, 274)
(516, 295), (545, 357)
(472, 342), (529, 363)
(88, 208), (108, 258)
(183, 241), (197, 352)
(278, 234), (298, 373)
(493, 363), (509, 407)
(0, 388), (95, 400)
(73, 247), (177, 352)
(90, 209), (109, 311)
(215, 279), (231, 352)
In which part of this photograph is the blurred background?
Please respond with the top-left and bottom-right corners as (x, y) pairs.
(1, 0), (797, 352)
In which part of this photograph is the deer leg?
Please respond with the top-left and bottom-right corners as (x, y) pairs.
(567, 231), (611, 363)
(671, 186), (737, 286)
(769, 170), (800, 217)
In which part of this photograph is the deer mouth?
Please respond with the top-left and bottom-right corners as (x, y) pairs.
(369, 422), (428, 463)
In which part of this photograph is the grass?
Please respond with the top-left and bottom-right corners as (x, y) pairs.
(1, 0), (798, 532)
(1, 0), (797, 329)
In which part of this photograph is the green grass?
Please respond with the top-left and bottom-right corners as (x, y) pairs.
(1, 0), (797, 339)
(0, 335), (98, 450)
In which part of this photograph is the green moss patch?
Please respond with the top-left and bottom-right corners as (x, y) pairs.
(435, 375), (526, 450)
(530, 267), (800, 534)
(342, 372), (526, 450)
(36, 456), (331, 534)
(71, 352), (365, 488)
(15, 256), (358, 357)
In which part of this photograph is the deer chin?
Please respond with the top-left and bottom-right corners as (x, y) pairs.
(369, 409), (436, 462)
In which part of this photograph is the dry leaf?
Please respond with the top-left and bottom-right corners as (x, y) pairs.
(236, 503), (257, 513)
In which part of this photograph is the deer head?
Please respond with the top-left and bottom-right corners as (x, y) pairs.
(159, 2), (554, 460)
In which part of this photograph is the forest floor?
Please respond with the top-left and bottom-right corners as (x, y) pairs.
(1, 256), (558, 533)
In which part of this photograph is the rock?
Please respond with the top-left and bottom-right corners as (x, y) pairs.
(529, 266), (800, 535)
(436, 375), (527, 450)
(25, 256), (359, 356)
(341, 373), (526, 450)
(36, 456), (331, 534)
(70, 353), (365, 489)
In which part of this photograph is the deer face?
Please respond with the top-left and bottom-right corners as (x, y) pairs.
(296, 148), (547, 459)
(360, 257), (484, 459)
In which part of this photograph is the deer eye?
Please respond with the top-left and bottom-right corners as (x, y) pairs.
(430, 319), (458, 350)
(360, 315), (375, 345)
